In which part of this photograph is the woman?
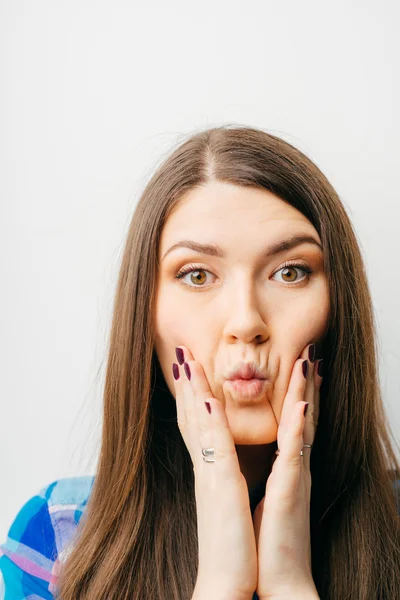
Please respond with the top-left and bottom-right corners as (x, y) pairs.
(1, 125), (399, 600)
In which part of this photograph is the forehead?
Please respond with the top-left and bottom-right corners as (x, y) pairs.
(160, 182), (318, 249)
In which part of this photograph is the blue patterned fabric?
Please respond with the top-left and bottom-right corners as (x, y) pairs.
(1, 475), (398, 599)
(0, 476), (95, 599)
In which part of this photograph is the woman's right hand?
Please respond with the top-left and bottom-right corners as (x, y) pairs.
(173, 345), (258, 600)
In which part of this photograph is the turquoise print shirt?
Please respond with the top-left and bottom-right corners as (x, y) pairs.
(1, 476), (399, 599)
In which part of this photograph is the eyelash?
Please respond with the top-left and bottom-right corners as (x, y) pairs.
(175, 260), (313, 289)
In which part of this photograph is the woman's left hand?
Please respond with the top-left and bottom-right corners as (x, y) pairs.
(252, 343), (322, 600)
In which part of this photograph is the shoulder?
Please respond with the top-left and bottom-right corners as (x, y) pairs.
(0, 475), (95, 599)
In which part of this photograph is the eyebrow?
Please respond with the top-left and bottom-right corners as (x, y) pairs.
(161, 234), (323, 261)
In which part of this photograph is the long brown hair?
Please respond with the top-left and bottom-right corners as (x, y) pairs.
(56, 125), (400, 599)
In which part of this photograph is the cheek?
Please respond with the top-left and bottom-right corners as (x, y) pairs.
(153, 302), (183, 396)
(154, 296), (183, 355)
(308, 285), (331, 339)
(154, 288), (202, 362)
(276, 283), (329, 334)
(273, 292), (330, 364)
(274, 304), (329, 342)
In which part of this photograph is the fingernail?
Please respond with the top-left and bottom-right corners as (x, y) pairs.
(172, 363), (180, 380)
(304, 402), (309, 416)
(184, 362), (191, 381)
(308, 343), (316, 363)
(317, 358), (324, 377)
(302, 359), (309, 379)
(205, 401), (211, 414)
(175, 347), (185, 365)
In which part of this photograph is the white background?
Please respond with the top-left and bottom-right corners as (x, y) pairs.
(1, 0), (399, 539)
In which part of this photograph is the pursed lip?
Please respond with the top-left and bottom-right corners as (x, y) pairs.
(225, 361), (268, 381)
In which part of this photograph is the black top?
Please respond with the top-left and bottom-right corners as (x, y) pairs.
(248, 482), (266, 600)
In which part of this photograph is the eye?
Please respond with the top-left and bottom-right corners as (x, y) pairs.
(174, 261), (313, 289)
(175, 264), (215, 288)
(271, 261), (313, 285)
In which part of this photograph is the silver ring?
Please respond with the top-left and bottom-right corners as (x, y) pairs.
(201, 444), (313, 463)
(202, 447), (215, 463)
(275, 443), (313, 456)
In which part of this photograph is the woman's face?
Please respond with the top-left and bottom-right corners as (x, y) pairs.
(154, 181), (330, 445)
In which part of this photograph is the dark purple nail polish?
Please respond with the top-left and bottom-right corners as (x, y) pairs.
(205, 401), (211, 414)
(304, 402), (309, 416)
(184, 361), (191, 381)
(175, 347), (184, 365)
(317, 358), (324, 377)
(308, 343), (316, 363)
(302, 359), (308, 379)
(172, 363), (180, 380)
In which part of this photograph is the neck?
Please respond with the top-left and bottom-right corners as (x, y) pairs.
(235, 442), (277, 491)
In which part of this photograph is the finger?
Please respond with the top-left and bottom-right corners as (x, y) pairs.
(269, 397), (307, 507)
(302, 344), (316, 469)
(172, 346), (200, 459)
(304, 343), (316, 403)
(278, 356), (308, 451)
(314, 358), (323, 426)
(278, 341), (313, 427)
(177, 345), (215, 476)
(303, 357), (323, 470)
(178, 345), (242, 482)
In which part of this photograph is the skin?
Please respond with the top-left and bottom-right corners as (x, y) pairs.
(154, 181), (330, 490)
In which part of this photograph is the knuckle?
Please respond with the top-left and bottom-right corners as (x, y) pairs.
(288, 454), (302, 469)
(218, 445), (238, 461)
(198, 419), (210, 435)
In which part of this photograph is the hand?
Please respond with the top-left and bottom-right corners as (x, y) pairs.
(173, 345), (258, 600)
(252, 343), (322, 600)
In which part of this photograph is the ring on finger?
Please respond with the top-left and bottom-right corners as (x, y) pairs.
(202, 447), (215, 463)
(275, 443), (313, 456)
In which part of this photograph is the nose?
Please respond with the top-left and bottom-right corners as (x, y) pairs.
(222, 282), (269, 344)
